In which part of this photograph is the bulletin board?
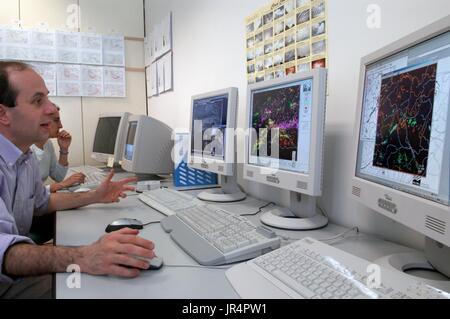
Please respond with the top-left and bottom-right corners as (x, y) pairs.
(245, 0), (328, 84)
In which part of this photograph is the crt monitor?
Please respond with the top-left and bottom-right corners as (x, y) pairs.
(91, 112), (130, 165)
(188, 87), (246, 202)
(121, 114), (173, 177)
(351, 15), (450, 278)
(244, 69), (328, 230)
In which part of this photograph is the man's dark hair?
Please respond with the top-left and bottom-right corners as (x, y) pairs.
(0, 61), (31, 108)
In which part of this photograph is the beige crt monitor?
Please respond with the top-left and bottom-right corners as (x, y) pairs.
(351, 15), (450, 279)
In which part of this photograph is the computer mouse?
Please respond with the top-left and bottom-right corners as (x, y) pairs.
(74, 187), (91, 193)
(147, 256), (164, 270)
(105, 218), (144, 233)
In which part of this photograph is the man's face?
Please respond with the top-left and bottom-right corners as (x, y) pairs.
(49, 110), (62, 138)
(4, 68), (57, 149)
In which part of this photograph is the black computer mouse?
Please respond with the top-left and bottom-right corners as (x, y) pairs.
(105, 218), (144, 233)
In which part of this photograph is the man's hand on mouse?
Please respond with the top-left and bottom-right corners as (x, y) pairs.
(93, 170), (137, 204)
(77, 228), (155, 278)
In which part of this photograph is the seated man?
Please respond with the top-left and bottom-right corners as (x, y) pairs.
(31, 104), (85, 193)
(0, 61), (155, 299)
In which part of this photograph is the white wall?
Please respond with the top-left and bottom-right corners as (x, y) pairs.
(0, 0), (147, 167)
(145, 0), (450, 250)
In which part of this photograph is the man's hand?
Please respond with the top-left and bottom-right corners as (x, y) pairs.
(57, 130), (72, 151)
(78, 228), (155, 277)
(61, 173), (86, 188)
(93, 170), (137, 204)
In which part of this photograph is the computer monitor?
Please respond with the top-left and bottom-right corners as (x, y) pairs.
(91, 112), (130, 166)
(188, 87), (246, 202)
(121, 114), (173, 177)
(244, 69), (328, 230)
(351, 15), (450, 278)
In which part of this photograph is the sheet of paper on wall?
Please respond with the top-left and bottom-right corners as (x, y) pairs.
(103, 66), (126, 97)
(56, 31), (80, 64)
(144, 36), (151, 67)
(102, 35), (125, 66)
(81, 33), (103, 65)
(160, 12), (172, 56)
(81, 65), (104, 97)
(150, 62), (158, 96)
(157, 59), (164, 94)
(162, 52), (172, 92)
(0, 28), (4, 59)
(30, 62), (57, 96)
(3, 28), (30, 61)
(57, 64), (81, 96)
(29, 30), (56, 62)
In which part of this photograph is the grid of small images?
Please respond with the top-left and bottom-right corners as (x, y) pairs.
(246, 0), (327, 84)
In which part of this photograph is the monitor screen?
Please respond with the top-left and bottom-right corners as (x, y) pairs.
(92, 117), (121, 155)
(356, 30), (450, 206)
(124, 121), (138, 161)
(190, 94), (228, 160)
(248, 78), (313, 174)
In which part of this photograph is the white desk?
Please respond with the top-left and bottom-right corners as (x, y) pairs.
(55, 190), (416, 299)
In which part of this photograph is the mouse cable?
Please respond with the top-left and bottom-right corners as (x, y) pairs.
(142, 220), (161, 227)
(239, 202), (275, 217)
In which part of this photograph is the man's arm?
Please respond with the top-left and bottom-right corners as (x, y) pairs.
(3, 228), (155, 278)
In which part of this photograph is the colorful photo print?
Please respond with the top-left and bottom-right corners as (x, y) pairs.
(285, 15), (296, 31)
(263, 12), (274, 25)
(275, 68), (285, 78)
(274, 53), (284, 66)
(297, 26), (310, 42)
(285, 32), (295, 47)
(264, 43), (273, 54)
(256, 59), (264, 72)
(247, 50), (255, 61)
(255, 32), (263, 44)
(248, 75), (255, 84)
(264, 27), (274, 40)
(285, 0), (295, 14)
(274, 37), (285, 51)
(312, 20), (326, 37)
(297, 0), (309, 8)
(297, 62), (311, 72)
(264, 56), (273, 69)
(286, 65), (296, 75)
(285, 49), (295, 63)
(247, 37), (255, 48)
(312, 39), (326, 55)
(256, 73), (265, 82)
(254, 17), (263, 30)
(297, 9), (310, 25)
(274, 20), (285, 36)
(297, 43), (310, 59)
(246, 22), (254, 34)
(255, 45), (264, 57)
(312, 58), (326, 68)
(312, 1), (325, 19)
(247, 63), (255, 73)
(274, 6), (285, 20)
(265, 72), (274, 81)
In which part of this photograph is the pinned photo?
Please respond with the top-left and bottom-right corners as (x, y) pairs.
(275, 68), (285, 78)
(256, 73), (265, 82)
(264, 56), (273, 69)
(247, 63), (255, 74)
(265, 72), (274, 81)
(297, 43), (310, 59)
(264, 27), (274, 41)
(312, 1), (325, 19)
(255, 45), (264, 57)
(285, 49), (295, 63)
(285, 0), (295, 14)
(297, 62), (311, 72)
(297, 9), (310, 25)
(246, 22), (255, 34)
(256, 60), (264, 72)
(285, 32), (295, 47)
(247, 37), (255, 48)
(255, 32), (263, 44)
(297, 0), (309, 8)
(254, 17), (263, 30)
(286, 65), (296, 75)
(274, 37), (285, 51)
(312, 20), (326, 37)
(247, 50), (255, 61)
(263, 12), (273, 25)
(274, 53), (284, 66)
(274, 6), (285, 20)
(312, 58), (326, 69)
(248, 75), (255, 84)
(285, 15), (296, 31)
(274, 20), (285, 36)
(312, 39), (326, 55)
(264, 43), (273, 54)
(297, 27), (310, 42)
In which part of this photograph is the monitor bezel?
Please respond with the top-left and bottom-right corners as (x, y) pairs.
(188, 87), (238, 176)
(243, 69), (328, 196)
(350, 15), (450, 246)
(121, 115), (141, 172)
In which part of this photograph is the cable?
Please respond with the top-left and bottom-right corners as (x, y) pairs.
(240, 202), (276, 217)
(318, 227), (359, 243)
(142, 220), (161, 227)
(164, 264), (232, 270)
(316, 205), (328, 218)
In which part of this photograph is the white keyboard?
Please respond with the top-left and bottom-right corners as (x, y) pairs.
(226, 237), (450, 299)
(67, 166), (107, 190)
(138, 188), (198, 216)
(161, 204), (281, 265)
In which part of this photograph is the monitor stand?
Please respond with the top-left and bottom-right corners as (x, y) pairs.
(260, 192), (328, 230)
(197, 175), (246, 202)
(374, 238), (450, 291)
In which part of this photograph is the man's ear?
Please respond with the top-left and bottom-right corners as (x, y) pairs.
(0, 104), (11, 126)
